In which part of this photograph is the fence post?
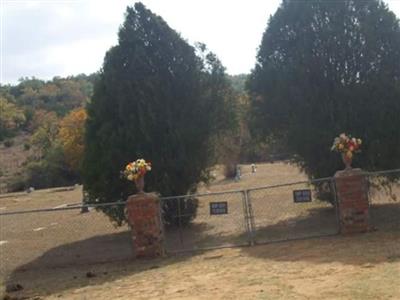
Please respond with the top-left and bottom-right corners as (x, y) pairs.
(178, 198), (183, 247)
(330, 178), (341, 234)
(243, 190), (255, 246)
(241, 190), (250, 245)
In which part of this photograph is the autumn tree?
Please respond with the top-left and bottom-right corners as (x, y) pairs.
(22, 110), (79, 190)
(248, 0), (400, 179)
(2, 75), (96, 117)
(58, 108), (87, 173)
(30, 111), (59, 158)
(0, 97), (26, 141)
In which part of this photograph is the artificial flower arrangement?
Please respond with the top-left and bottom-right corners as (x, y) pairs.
(331, 133), (362, 160)
(123, 159), (152, 181)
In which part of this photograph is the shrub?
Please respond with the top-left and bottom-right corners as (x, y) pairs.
(7, 176), (27, 192)
(7, 145), (80, 192)
(25, 145), (77, 189)
(3, 139), (14, 148)
(162, 197), (199, 227)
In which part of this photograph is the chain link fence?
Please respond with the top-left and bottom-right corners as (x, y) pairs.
(367, 169), (400, 232)
(160, 178), (341, 252)
(161, 191), (249, 253)
(246, 178), (339, 245)
(1, 169), (399, 284)
(0, 203), (131, 283)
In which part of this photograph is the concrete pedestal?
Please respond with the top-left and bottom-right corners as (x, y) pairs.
(126, 193), (164, 258)
(334, 168), (370, 234)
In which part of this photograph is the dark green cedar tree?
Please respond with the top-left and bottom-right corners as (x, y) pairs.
(248, 0), (400, 181)
(83, 3), (236, 225)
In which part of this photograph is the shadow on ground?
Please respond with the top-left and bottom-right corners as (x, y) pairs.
(4, 231), (199, 299)
(4, 203), (399, 299)
(240, 203), (400, 266)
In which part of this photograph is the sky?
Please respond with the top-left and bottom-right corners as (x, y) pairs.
(1, 0), (400, 85)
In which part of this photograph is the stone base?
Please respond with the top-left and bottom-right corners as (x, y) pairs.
(126, 192), (164, 258)
(335, 168), (370, 234)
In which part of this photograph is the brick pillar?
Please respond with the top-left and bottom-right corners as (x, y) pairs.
(334, 168), (370, 234)
(126, 193), (164, 258)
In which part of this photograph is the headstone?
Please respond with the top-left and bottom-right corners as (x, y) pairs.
(81, 190), (89, 213)
(235, 165), (241, 181)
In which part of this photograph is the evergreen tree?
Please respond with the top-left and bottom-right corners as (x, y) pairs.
(248, 0), (400, 179)
(83, 3), (234, 224)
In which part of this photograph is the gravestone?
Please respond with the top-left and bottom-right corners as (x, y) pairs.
(235, 165), (241, 181)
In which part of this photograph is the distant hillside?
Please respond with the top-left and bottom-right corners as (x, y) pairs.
(0, 133), (32, 193)
(0, 73), (97, 117)
(0, 74), (98, 193)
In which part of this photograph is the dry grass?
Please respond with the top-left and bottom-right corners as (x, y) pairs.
(2, 232), (399, 300)
(0, 162), (399, 300)
(200, 162), (307, 192)
(0, 134), (33, 193)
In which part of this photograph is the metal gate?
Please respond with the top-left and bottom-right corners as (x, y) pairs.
(246, 178), (339, 245)
(161, 177), (341, 253)
(1, 169), (398, 267)
(161, 190), (250, 253)
(367, 169), (400, 232)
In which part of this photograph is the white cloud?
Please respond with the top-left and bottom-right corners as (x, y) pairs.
(45, 37), (115, 75)
(1, 0), (281, 83)
(1, 0), (399, 84)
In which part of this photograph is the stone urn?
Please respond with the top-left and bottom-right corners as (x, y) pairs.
(341, 153), (352, 170)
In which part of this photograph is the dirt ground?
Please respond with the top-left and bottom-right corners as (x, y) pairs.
(3, 231), (400, 300)
(1, 162), (399, 299)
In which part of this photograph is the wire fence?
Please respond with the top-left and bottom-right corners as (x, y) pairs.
(0, 203), (131, 282)
(161, 191), (249, 252)
(159, 177), (342, 252)
(246, 178), (339, 245)
(367, 169), (400, 232)
(0, 169), (399, 283)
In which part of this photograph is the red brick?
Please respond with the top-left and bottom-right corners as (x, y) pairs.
(335, 169), (370, 235)
(126, 193), (164, 259)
